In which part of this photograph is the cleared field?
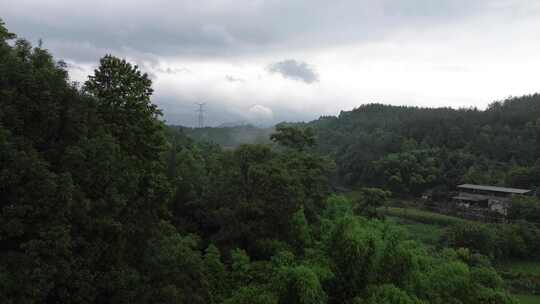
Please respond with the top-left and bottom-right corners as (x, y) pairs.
(387, 216), (445, 245)
(381, 207), (467, 226)
(501, 260), (540, 277)
(514, 293), (540, 304)
(382, 207), (465, 245)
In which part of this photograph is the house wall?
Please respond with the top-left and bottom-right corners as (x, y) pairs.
(489, 200), (508, 215)
(457, 189), (511, 215)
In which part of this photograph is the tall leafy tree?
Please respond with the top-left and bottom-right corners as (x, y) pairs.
(84, 55), (165, 161)
(271, 124), (316, 151)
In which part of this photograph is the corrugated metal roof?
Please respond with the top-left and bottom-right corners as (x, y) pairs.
(457, 184), (531, 194)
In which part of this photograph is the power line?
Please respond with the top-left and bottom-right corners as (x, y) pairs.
(195, 102), (206, 128)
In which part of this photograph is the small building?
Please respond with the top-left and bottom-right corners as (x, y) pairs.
(452, 184), (532, 216)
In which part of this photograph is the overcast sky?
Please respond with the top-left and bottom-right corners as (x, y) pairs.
(2, 0), (540, 126)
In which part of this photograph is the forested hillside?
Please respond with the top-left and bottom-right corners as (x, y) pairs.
(305, 99), (540, 195)
(0, 20), (524, 303)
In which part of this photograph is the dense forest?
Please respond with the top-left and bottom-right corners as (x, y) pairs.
(1, 20), (538, 303)
(304, 98), (540, 196)
(178, 97), (540, 197)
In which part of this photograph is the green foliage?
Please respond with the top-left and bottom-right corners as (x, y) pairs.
(508, 196), (540, 223)
(356, 187), (391, 219)
(501, 260), (540, 277)
(143, 222), (209, 303)
(444, 223), (500, 259)
(387, 216), (445, 245)
(305, 100), (540, 193)
(424, 261), (472, 303)
(224, 286), (278, 304)
(371, 150), (440, 195)
(280, 266), (327, 304)
(443, 222), (540, 261)
(322, 195), (355, 220)
(204, 245), (229, 303)
(231, 248), (252, 286)
(355, 284), (420, 304)
(84, 54), (165, 162)
(318, 198), (514, 304)
(164, 131), (331, 255)
(327, 217), (384, 301)
(0, 23), (170, 303)
(289, 207), (313, 252)
(271, 124), (316, 151)
(0, 19), (16, 41)
(514, 294), (540, 304)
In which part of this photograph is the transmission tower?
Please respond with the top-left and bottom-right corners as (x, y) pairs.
(195, 102), (206, 128)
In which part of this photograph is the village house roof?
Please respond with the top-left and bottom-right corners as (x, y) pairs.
(457, 184), (531, 195)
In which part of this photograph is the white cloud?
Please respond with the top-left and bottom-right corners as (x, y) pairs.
(247, 104), (273, 122)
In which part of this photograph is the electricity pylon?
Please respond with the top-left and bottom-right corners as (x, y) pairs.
(195, 102), (206, 128)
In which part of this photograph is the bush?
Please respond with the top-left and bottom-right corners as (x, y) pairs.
(443, 222), (540, 261)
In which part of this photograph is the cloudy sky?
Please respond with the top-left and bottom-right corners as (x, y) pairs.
(2, 0), (540, 126)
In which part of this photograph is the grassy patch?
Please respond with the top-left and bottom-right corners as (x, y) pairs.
(513, 293), (540, 304)
(381, 207), (467, 226)
(501, 260), (540, 277)
(382, 207), (463, 245)
(498, 260), (540, 296)
(387, 216), (445, 245)
(343, 190), (362, 201)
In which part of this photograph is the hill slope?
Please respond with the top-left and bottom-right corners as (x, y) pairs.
(305, 96), (540, 194)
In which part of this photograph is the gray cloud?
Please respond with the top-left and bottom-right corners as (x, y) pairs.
(66, 61), (85, 71)
(0, 0), (515, 63)
(268, 59), (319, 83)
(2, 0), (539, 126)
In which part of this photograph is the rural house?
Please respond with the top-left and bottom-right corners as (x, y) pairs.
(452, 184), (532, 216)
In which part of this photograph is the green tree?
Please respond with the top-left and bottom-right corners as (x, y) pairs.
(281, 266), (327, 304)
(508, 195), (540, 223)
(204, 244), (229, 303)
(356, 188), (391, 219)
(443, 223), (499, 259)
(0, 128), (76, 302)
(84, 55), (165, 161)
(143, 222), (209, 304)
(230, 248), (252, 287)
(355, 284), (419, 304)
(289, 207), (313, 253)
(224, 286), (278, 304)
(327, 217), (383, 302)
(271, 125), (315, 151)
